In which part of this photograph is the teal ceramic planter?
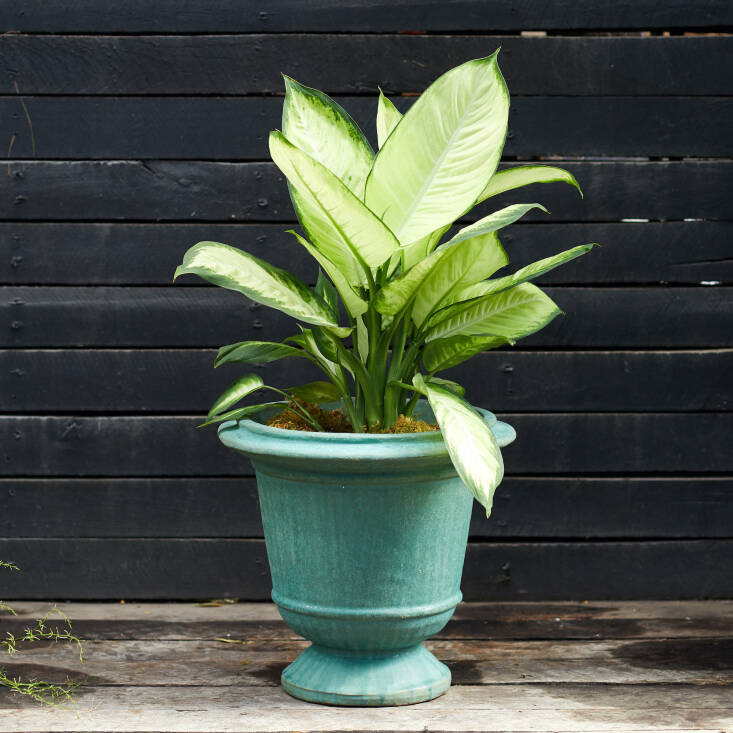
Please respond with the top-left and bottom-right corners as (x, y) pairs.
(218, 402), (515, 706)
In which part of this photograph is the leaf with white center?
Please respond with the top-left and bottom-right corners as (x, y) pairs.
(270, 131), (399, 272)
(376, 89), (402, 149)
(413, 374), (504, 517)
(214, 341), (308, 368)
(174, 241), (348, 335)
(289, 330), (341, 382)
(356, 315), (369, 361)
(282, 76), (374, 198)
(199, 401), (285, 428)
(315, 268), (339, 317)
(426, 376), (466, 396)
(402, 225), (450, 270)
(423, 334), (508, 373)
(425, 283), (561, 342)
(287, 230), (367, 318)
(450, 243), (597, 304)
(375, 233), (507, 326)
(478, 165), (582, 203)
(444, 203), (548, 248)
(207, 374), (264, 419)
(287, 381), (342, 403)
(365, 52), (509, 246)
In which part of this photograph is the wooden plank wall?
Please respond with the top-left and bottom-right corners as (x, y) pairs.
(0, 2), (731, 600)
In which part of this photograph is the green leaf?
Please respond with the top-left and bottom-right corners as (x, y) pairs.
(356, 315), (369, 361)
(174, 241), (348, 336)
(282, 76), (374, 198)
(199, 401), (284, 428)
(423, 334), (507, 373)
(413, 373), (504, 517)
(444, 203), (548, 248)
(365, 52), (509, 246)
(207, 374), (265, 419)
(426, 376), (466, 396)
(287, 381), (342, 403)
(425, 283), (562, 342)
(215, 341), (307, 368)
(376, 89), (402, 149)
(287, 230), (367, 318)
(289, 329), (342, 382)
(315, 269), (339, 316)
(401, 225), (450, 271)
(451, 243), (597, 303)
(477, 165), (582, 203)
(311, 325), (340, 363)
(270, 130), (400, 272)
(375, 232), (507, 327)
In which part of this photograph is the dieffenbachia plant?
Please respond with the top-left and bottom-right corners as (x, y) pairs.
(175, 52), (595, 515)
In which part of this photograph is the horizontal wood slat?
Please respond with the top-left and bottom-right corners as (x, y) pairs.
(2, 36), (731, 95)
(3, 1), (731, 32)
(4, 96), (732, 159)
(3, 161), (730, 222)
(2, 477), (731, 539)
(1, 350), (729, 412)
(3, 684), (733, 732)
(8, 599), (732, 641)
(1, 414), (730, 476)
(1, 539), (730, 600)
(4, 638), (733, 686)
(2, 286), (730, 348)
(3, 222), (731, 286)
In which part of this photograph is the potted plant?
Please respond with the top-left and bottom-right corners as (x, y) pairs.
(174, 51), (594, 706)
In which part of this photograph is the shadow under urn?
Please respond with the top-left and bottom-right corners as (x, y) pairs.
(219, 402), (516, 706)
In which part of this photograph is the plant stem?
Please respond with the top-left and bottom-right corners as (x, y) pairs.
(263, 387), (324, 431)
(382, 314), (410, 427)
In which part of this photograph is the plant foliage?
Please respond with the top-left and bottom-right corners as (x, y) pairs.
(1, 562), (84, 706)
(175, 52), (595, 515)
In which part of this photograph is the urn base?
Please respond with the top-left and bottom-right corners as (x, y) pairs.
(281, 643), (450, 706)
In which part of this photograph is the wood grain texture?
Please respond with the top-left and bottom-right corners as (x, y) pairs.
(1, 413), (732, 476)
(2, 600), (730, 730)
(2, 684), (731, 732)
(2, 286), (730, 348)
(2, 637), (733, 686)
(2, 0), (731, 32)
(3, 222), (731, 286)
(2, 477), (731, 539)
(2, 350), (729, 413)
(3, 96), (732, 159)
(2, 36), (731, 95)
(6, 600), (732, 640)
(2, 160), (731, 221)
(1, 539), (731, 600)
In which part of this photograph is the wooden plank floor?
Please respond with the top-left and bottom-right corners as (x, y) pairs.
(1, 601), (731, 732)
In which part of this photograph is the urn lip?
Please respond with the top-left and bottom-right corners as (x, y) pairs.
(217, 399), (516, 464)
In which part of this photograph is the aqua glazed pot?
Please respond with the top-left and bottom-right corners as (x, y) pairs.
(218, 402), (515, 706)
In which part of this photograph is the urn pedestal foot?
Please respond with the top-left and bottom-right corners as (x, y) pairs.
(281, 643), (450, 706)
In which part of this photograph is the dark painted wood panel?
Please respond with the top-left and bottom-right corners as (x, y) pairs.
(3, 161), (730, 222)
(461, 541), (733, 601)
(3, 1), (730, 32)
(1, 350), (729, 413)
(3, 222), (731, 286)
(1, 538), (730, 600)
(4, 96), (731, 159)
(2, 36), (730, 95)
(2, 477), (731, 539)
(2, 287), (730, 348)
(1, 414), (730, 476)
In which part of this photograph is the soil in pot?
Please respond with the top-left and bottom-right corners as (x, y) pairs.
(266, 400), (439, 434)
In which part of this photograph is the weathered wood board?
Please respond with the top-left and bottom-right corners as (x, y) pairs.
(0, 602), (731, 732)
